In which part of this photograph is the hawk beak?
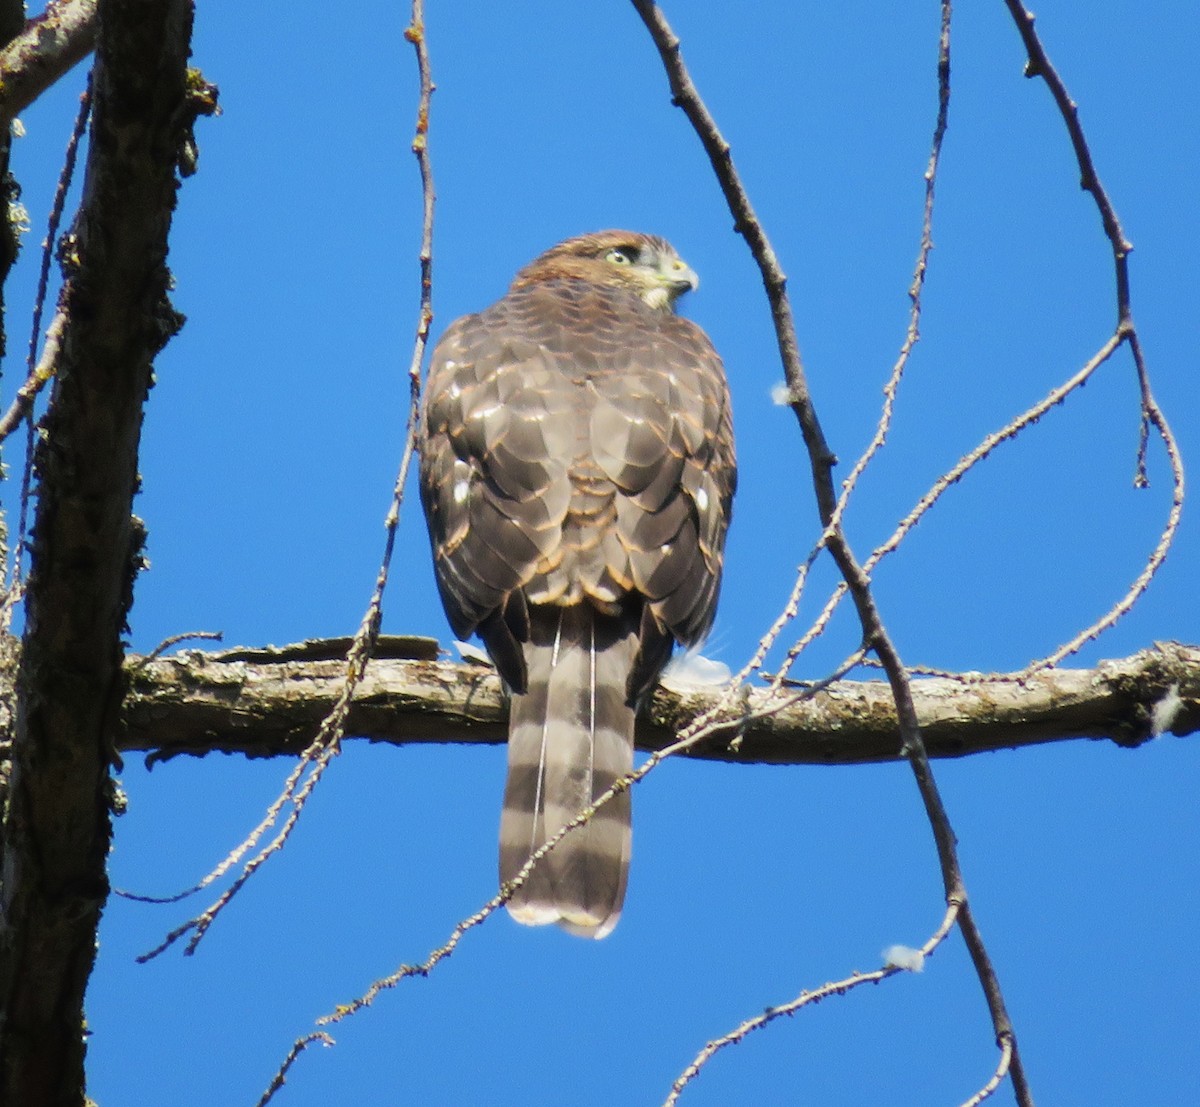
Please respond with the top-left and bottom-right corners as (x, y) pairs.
(664, 259), (700, 295)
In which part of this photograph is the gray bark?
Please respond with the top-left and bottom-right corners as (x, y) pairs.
(0, 0), (97, 124)
(0, 3), (200, 1104)
(119, 637), (1200, 767)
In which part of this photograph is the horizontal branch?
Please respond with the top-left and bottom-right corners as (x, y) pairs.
(119, 637), (1200, 767)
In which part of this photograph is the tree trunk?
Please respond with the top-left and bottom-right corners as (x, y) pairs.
(0, 3), (198, 1103)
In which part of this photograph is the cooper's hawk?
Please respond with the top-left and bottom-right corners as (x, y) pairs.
(418, 231), (736, 937)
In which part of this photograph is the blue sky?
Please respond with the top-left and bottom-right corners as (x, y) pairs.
(7, 2), (1197, 1104)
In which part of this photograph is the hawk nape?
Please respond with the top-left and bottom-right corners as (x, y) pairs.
(418, 231), (736, 937)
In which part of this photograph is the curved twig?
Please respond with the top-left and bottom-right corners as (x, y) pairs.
(142, 0), (439, 966)
(254, 4), (437, 1097)
(1002, 0), (1184, 675)
(1, 80), (90, 635)
(663, 903), (961, 1105)
(629, 2), (1033, 1103)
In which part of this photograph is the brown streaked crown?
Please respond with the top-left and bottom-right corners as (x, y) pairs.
(510, 230), (698, 311)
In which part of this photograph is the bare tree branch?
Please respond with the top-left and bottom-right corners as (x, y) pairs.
(0, 0), (96, 123)
(0, 2), (207, 1102)
(1001, 0), (1184, 671)
(630, 2), (1032, 1100)
(0, 84), (90, 473)
(664, 904), (962, 1105)
(139, 0), (440, 970)
(116, 637), (1200, 766)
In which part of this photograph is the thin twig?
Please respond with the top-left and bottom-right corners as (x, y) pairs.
(253, 1033), (334, 1107)
(870, 332), (1120, 576)
(140, 3), (438, 965)
(124, 630), (223, 671)
(957, 1035), (1014, 1107)
(0, 308), (64, 443)
(267, 650), (867, 1073)
(252, 7), (436, 1097)
(140, 25), (439, 950)
(2, 80), (90, 628)
(765, 7), (1181, 706)
(630, 3), (1032, 1104)
(630, 4), (834, 501)
(136, 739), (340, 957)
(663, 903), (961, 1105)
(1001, 0), (1184, 675)
(315, 897), (500, 1027)
(735, 646), (867, 749)
(832, 0), (952, 520)
(776, 321), (1155, 689)
(1003, 1), (1132, 323)
(1018, 390), (1181, 673)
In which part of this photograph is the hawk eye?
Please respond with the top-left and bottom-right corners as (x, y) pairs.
(605, 247), (637, 266)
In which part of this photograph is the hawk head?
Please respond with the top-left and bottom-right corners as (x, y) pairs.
(510, 230), (699, 312)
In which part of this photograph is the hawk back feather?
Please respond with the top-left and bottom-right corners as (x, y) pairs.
(418, 231), (735, 938)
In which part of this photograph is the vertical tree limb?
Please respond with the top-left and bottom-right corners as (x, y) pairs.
(0, 2), (202, 1104)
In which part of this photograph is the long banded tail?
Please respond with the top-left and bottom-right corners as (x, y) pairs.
(499, 604), (636, 939)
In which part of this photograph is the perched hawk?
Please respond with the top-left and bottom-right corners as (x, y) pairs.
(418, 231), (736, 937)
